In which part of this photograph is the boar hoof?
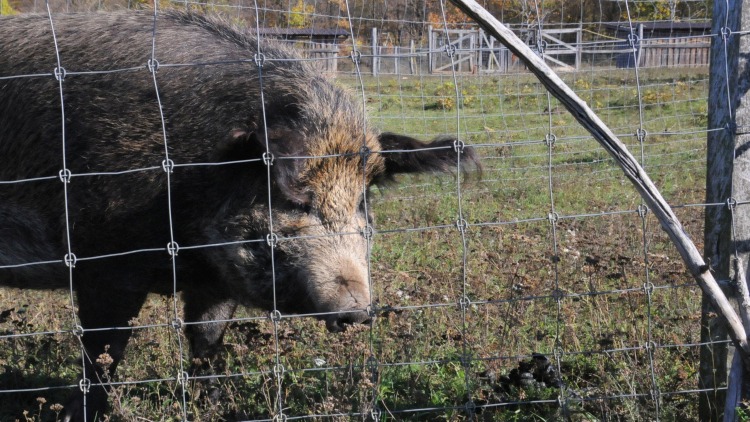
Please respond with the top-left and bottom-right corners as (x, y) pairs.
(61, 388), (107, 422)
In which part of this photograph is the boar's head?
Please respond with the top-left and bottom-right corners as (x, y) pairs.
(202, 78), (478, 332)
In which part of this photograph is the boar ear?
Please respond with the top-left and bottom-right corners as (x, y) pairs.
(214, 126), (299, 163)
(213, 127), (266, 163)
(377, 132), (480, 180)
(215, 127), (312, 205)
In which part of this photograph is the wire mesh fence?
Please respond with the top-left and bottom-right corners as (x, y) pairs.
(0, 0), (727, 420)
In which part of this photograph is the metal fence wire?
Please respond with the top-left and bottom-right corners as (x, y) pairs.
(0, 0), (734, 420)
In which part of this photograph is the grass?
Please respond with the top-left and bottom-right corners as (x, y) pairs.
(0, 65), (711, 421)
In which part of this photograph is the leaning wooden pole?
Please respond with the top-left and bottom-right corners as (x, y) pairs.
(447, 0), (750, 367)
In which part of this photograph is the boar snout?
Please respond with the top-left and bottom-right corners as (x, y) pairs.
(324, 309), (372, 332)
(318, 261), (371, 332)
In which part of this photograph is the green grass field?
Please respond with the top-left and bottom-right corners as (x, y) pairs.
(0, 66), (712, 421)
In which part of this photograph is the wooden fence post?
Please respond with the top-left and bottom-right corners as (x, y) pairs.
(428, 25), (434, 74)
(575, 24), (581, 70)
(708, 1), (750, 420)
(410, 39), (416, 74)
(637, 23), (644, 67)
(371, 27), (378, 76)
(703, 0), (736, 419)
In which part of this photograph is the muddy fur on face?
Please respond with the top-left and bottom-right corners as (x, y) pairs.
(0, 10), (479, 421)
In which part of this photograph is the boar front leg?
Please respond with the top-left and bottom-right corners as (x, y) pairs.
(183, 289), (237, 404)
(63, 278), (149, 422)
(183, 289), (238, 363)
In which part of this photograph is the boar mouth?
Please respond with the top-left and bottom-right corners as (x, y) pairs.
(324, 310), (372, 333)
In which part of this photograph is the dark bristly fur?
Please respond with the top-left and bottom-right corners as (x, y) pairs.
(0, 11), (479, 421)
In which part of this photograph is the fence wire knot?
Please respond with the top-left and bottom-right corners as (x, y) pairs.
(161, 159), (174, 174)
(64, 253), (77, 268)
(266, 233), (279, 248)
(71, 324), (84, 338)
(637, 204), (649, 218)
(263, 152), (275, 166)
(635, 128), (647, 143)
(359, 145), (371, 159)
(720, 26), (732, 41)
(643, 282), (655, 295)
(537, 39), (547, 55)
(551, 288), (565, 301)
(272, 413), (287, 422)
(464, 400), (476, 416)
(53, 66), (66, 81)
(269, 309), (282, 323)
(455, 218), (469, 233)
(167, 241), (179, 257)
(273, 363), (285, 377)
(701, 257), (714, 275)
(443, 44), (456, 58)
(727, 197), (738, 210)
(350, 50), (362, 65)
(59, 168), (72, 184)
(627, 32), (640, 48)
(548, 212), (560, 225)
(254, 53), (266, 68)
(362, 224), (375, 240)
(553, 346), (564, 362)
(366, 304), (377, 319)
(458, 295), (471, 311)
(650, 386), (662, 403)
(78, 378), (91, 394)
(645, 340), (658, 353)
(147, 59), (159, 73)
(177, 370), (189, 387)
(544, 133), (556, 147)
(370, 406), (382, 421)
(171, 318), (183, 331)
(453, 139), (465, 154)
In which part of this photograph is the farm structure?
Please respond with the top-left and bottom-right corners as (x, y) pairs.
(603, 21), (712, 68)
(367, 21), (712, 75)
(257, 27), (349, 74)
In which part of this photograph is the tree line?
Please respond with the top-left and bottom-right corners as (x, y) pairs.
(254, 0), (712, 43)
(4, 0), (712, 44)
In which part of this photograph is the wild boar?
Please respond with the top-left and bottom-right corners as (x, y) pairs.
(0, 10), (477, 420)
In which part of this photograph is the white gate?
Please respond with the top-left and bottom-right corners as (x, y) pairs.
(428, 25), (582, 73)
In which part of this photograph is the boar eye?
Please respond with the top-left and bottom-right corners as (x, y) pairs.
(301, 202), (313, 214)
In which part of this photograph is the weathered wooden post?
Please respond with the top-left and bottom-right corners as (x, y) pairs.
(575, 24), (582, 70)
(705, 1), (750, 420)
(702, 0), (732, 416)
(428, 25), (434, 74)
(410, 39), (416, 75)
(371, 27), (378, 76)
(395, 45), (400, 76)
(637, 23), (644, 67)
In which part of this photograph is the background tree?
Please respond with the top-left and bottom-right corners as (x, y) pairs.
(287, 0), (314, 28)
(0, 0), (18, 14)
